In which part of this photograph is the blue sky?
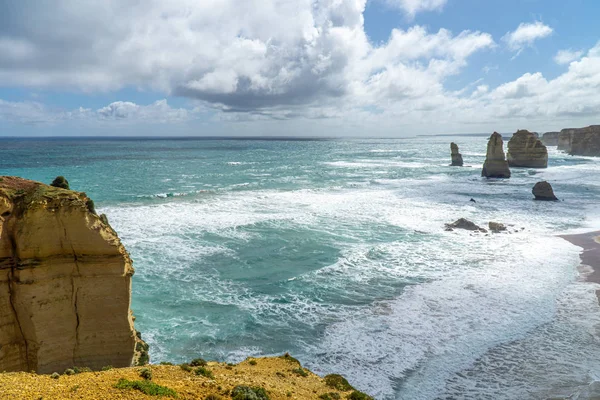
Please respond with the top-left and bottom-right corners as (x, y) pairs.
(0, 0), (599, 136)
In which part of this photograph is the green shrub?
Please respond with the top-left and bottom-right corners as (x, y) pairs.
(50, 372), (59, 379)
(50, 176), (70, 190)
(346, 391), (373, 400)
(248, 359), (257, 366)
(324, 374), (353, 391)
(64, 369), (75, 376)
(231, 385), (270, 400)
(115, 378), (178, 397)
(139, 367), (153, 380)
(72, 366), (92, 374)
(190, 358), (207, 367)
(195, 366), (214, 378)
(135, 338), (150, 366)
(280, 353), (301, 366)
(180, 363), (192, 372)
(275, 371), (286, 378)
(85, 198), (96, 214)
(101, 366), (113, 371)
(319, 393), (341, 400)
(291, 368), (308, 377)
(160, 361), (174, 366)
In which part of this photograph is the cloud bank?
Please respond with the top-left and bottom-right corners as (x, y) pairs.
(0, 1), (599, 135)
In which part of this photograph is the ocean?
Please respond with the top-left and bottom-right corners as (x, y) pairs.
(2, 135), (600, 400)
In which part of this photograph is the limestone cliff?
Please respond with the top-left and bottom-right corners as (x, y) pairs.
(507, 130), (548, 168)
(481, 132), (511, 178)
(558, 128), (575, 151)
(556, 126), (600, 156)
(0, 176), (142, 373)
(541, 132), (560, 146)
(569, 125), (600, 156)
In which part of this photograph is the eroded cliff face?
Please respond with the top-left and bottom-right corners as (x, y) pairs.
(507, 130), (548, 168)
(0, 177), (140, 373)
(541, 132), (560, 146)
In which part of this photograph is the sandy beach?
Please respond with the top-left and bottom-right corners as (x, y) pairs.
(561, 231), (600, 302)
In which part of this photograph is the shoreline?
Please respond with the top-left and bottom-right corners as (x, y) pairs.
(560, 230), (600, 303)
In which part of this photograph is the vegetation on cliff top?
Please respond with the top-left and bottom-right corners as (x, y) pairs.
(0, 357), (371, 399)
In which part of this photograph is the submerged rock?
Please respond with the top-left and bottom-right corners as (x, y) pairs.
(445, 218), (488, 233)
(482, 132), (511, 178)
(532, 181), (558, 201)
(507, 130), (548, 168)
(488, 222), (507, 233)
(0, 176), (145, 373)
(450, 142), (464, 166)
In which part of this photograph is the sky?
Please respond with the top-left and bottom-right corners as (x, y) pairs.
(0, 0), (599, 137)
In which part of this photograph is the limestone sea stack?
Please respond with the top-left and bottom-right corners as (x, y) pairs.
(0, 176), (145, 373)
(532, 181), (558, 201)
(450, 142), (464, 166)
(481, 132), (511, 178)
(507, 130), (548, 168)
(541, 132), (560, 146)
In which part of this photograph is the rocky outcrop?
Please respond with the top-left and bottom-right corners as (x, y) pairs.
(482, 132), (511, 178)
(507, 130), (548, 168)
(488, 222), (507, 233)
(532, 181), (558, 201)
(445, 218), (488, 233)
(0, 176), (143, 373)
(541, 132), (560, 146)
(450, 143), (464, 166)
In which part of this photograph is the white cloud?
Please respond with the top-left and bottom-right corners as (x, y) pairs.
(0, 99), (192, 125)
(502, 21), (553, 54)
(385, 0), (447, 18)
(1, 2), (599, 135)
(554, 49), (584, 65)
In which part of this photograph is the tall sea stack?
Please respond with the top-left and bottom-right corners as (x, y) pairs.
(507, 129), (548, 168)
(482, 132), (511, 178)
(0, 176), (144, 373)
(450, 142), (464, 166)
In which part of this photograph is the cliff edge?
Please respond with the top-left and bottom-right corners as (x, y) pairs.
(0, 176), (142, 374)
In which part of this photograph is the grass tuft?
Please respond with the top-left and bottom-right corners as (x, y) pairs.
(291, 368), (308, 377)
(195, 367), (214, 379)
(346, 391), (374, 400)
(231, 385), (270, 400)
(115, 378), (178, 398)
(324, 374), (353, 391)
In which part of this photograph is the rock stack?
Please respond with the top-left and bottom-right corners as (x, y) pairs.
(450, 142), (464, 166)
(532, 181), (558, 201)
(482, 132), (511, 178)
(0, 176), (145, 373)
(507, 130), (548, 168)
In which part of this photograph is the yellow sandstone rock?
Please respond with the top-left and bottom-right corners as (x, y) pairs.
(0, 176), (142, 374)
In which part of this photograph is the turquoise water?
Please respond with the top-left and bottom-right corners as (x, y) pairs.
(2, 136), (600, 399)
